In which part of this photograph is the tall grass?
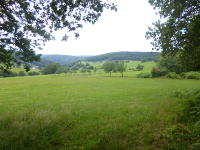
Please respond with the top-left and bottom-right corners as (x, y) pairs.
(0, 75), (200, 149)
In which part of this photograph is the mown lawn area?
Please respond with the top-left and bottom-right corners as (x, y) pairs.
(0, 75), (199, 150)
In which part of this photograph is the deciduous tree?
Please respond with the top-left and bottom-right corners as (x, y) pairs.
(146, 0), (200, 71)
(102, 61), (115, 77)
(42, 63), (61, 74)
(116, 61), (126, 77)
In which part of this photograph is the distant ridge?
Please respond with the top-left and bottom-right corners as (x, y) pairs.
(84, 51), (160, 62)
(41, 54), (85, 65)
(40, 51), (160, 65)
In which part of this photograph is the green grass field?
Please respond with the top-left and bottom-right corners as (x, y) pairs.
(0, 75), (199, 150)
(82, 61), (156, 77)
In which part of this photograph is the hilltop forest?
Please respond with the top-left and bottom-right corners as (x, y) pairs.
(37, 52), (160, 66)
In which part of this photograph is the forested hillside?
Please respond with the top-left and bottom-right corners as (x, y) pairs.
(32, 59), (54, 68)
(84, 52), (160, 62)
(41, 55), (85, 65)
(39, 52), (160, 65)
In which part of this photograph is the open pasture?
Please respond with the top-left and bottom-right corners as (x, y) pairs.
(83, 61), (156, 77)
(0, 75), (199, 150)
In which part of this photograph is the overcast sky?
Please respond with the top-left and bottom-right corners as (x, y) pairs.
(39, 0), (158, 56)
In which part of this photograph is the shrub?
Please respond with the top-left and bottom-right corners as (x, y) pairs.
(7, 72), (18, 77)
(28, 72), (40, 76)
(0, 71), (18, 77)
(158, 56), (184, 73)
(151, 67), (168, 77)
(179, 90), (200, 122)
(55, 68), (65, 74)
(136, 73), (151, 78)
(42, 63), (61, 75)
(166, 72), (181, 79)
(173, 89), (200, 121)
(136, 64), (144, 71)
(129, 68), (136, 71)
(18, 71), (26, 76)
(183, 72), (200, 80)
(156, 90), (200, 150)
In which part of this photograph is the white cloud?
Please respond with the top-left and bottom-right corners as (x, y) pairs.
(39, 0), (158, 55)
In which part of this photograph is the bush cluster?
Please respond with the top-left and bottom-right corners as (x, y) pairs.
(150, 56), (182, 78)
(136, 64), (144, 71)
(165, 72), (181, 79)
(174, 89), (200, 122)
(136, 73), (151, 78)
(151, 67), (168, 77)
(0, 71), (40, 78)
(137, 70), (200, 80)
(18, 71), (26, 76)
(0, 71), (18, 77)
(182, 72), (200, 80)
(150, 64), (200, 80)
(151, 56), (200, 80)
(41, 62), (96, 75)
(28, 72), (40, 76)
(156, 89), (200, 150)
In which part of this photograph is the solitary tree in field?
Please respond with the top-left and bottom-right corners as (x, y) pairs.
(116, 61), (126, 77)
(102, 61), (115, 77)
(146, 0), (200, 71)
(0, 0), (117, 72)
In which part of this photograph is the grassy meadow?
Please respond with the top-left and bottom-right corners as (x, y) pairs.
(82, 61), (156, 77)
(0, 74), (200, 150)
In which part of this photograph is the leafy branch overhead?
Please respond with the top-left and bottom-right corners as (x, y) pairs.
(0, 0), (117, 72)
(146, 0), (200, 71)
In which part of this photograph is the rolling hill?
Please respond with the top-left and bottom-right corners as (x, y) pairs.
(38, 51), (160, 66)
(84, 51), (160, 62)
(41, 55), (85, 65)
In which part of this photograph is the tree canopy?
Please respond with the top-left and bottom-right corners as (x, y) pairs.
(146, 0), (200, 71)
(84, 52), (160, 62)
(102, 61), (115, 77)
(0, 0), (116, 72)
(42, 63), (61, 75)
(116, 61), (126, 77)
(102, 61), (127, 77)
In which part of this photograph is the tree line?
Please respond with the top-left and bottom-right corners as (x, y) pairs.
(41, 61), (95, 75)
(102, 61), (144, 77)
(84, 52), (160, 62)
